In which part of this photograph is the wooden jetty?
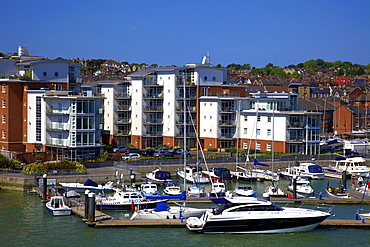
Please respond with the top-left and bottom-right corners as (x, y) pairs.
(88, 218), (370, 228)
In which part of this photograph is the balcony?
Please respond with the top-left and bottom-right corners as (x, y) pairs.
(143, 132), (163, 137)
(46, 107), (70, 115)
(143, 106), (163, 112)
(46, 123), (70, 130)
(116, 105), (131, 111)
(115, 93), (131, 99)
(219, 121), (236, 126)
(115, 118), (131, 124)
(143, 119), (163, 124)
(116, 130), (130, 136)
(46, 138), (70, 147)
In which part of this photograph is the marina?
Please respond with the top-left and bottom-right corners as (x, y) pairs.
(1, 177), (370, 246)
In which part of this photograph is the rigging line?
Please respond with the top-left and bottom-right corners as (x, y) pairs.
(187, 106), (213, 187)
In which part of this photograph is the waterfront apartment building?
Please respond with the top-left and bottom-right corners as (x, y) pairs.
(93, 58), (321, 155)
(0, 47), (106, 160)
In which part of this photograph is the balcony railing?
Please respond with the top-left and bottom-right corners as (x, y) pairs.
(143, 119), (163, 124)
(143, 106), (163, 111)
(46, 123), (70, 130)
(115, 93), (131, 98)
(46, 138), (70, 146)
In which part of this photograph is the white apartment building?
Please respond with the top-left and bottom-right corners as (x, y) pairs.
(87, 57), (321, 155)
(26, 89), (105, 161)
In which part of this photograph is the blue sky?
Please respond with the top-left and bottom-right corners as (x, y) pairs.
(1, 0), (369, 68)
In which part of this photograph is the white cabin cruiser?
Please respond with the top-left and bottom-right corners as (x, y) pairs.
(323, 156), (370, 178)
(279, 163), (324, 180)
(186, 196), (332, 234)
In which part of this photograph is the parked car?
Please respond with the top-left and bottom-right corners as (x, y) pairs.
(112, 146), (127, 153)
(125, 148), (141, 154)
(154, 150), (167, 157)
(173, 148), (191, 157)
(141, 149), (156, 157)
(158, 147), (171, 152)
(122, 153), (141, 160)
(154, 150), (175, 157)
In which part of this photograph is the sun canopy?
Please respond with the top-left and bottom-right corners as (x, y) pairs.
(254, 159), (270, 167)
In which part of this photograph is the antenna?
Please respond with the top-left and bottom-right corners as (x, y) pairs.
(201, 51), (210, 65)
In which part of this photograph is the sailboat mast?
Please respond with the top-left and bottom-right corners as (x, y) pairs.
(183, 75), (187, 192)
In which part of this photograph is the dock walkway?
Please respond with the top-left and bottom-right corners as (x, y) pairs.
(90, 218), (370, 228)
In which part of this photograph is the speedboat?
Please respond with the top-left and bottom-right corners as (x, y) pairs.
(233, 186), (255, 197)
(59, 179), (114, 192)
(176, 166), (209, 184)
(208, 182), (226, 197)
(186, 196), (332, 234)
(95, 189), (167, 210)
(146, 169), (172, 183)
(163, 180), (182, 196)
(130, 201), (208, 220)
(323, 156), (370, 178)
(202, 167), (232, 182)
(288, 177), (314, 194)
(140, 182), (160, 196)
(45, 196), (71, 216)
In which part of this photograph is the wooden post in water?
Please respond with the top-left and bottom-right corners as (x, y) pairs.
(292, 176), (297, 199)
(87, 192), (95, 223)
(84, 189), (90, 220)
(342, 171), (347, 189)
(42, 174), (48, 202)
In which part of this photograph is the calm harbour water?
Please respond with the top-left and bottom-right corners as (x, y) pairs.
(1, 178), (370, 247)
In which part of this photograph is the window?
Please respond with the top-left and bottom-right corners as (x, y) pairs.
(43, 71), (47, 76)
(2, 115), (5, 124)
(256, 129), (260, 135)
(256, 142), (260, 150)
(243, 141), (248, 149)
(2, 100), (5, 108)
(2, 85), (6, 93)
(244, 128), (248, 134)
(267, 129), (271, 136)
(266, 143), (271, 151)
(244, 116), (248, 121)
(54, 72), (59, 77)
(268, 116), (271, 122)
(257, 116), (261, 122)
(2, 130), (5, 139)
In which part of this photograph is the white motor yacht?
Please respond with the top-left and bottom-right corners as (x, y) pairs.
(186, 196), (332, 234)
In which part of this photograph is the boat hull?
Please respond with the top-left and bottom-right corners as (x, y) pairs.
(187, 215), (329, 234)
(45, 205), (71, 216)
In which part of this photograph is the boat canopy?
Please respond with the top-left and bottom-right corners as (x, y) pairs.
(84, 179), (98, 187)
(254, 159), (270, 167)
(146, 191), (186, 201)
(155, 171), (172, 180)
(154, 201), (170, 212)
